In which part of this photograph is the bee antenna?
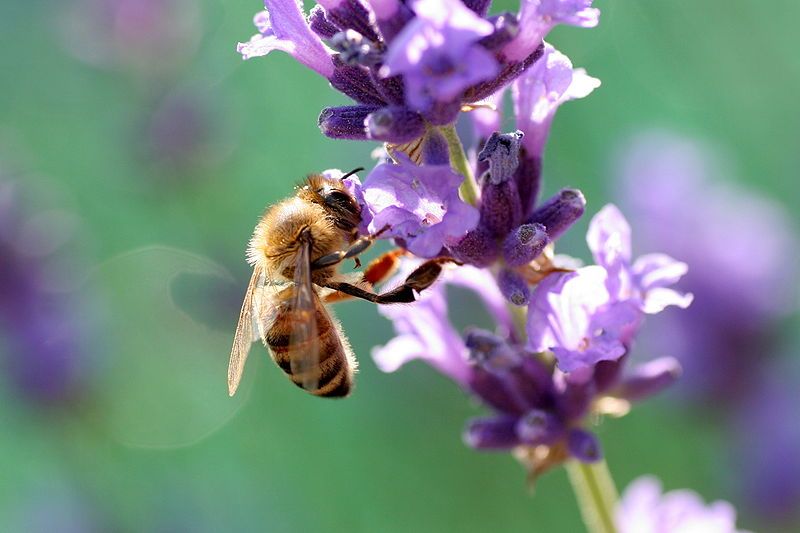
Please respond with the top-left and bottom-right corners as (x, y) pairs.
(340, 167), (364, 181)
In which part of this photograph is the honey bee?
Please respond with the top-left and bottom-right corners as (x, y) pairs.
(228, 169), (451, 398)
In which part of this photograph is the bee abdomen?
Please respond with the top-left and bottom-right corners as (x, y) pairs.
(266, 311), (352, 397)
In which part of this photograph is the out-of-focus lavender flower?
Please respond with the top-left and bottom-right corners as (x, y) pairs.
(732, 358), (800, 522)
(527, 205), (691, 375)
(616, 476), (749, 533)
(347, 154), (480, 257)
(61, 0), (201, 76)
(618, 131), (798, 403)
(381, 0), (498, 114)
(141, 91), (220, 175)
(240, 0), (598, 141)
(0, 176), (92, 408)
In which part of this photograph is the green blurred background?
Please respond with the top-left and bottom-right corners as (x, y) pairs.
(1, 0), (798, 531)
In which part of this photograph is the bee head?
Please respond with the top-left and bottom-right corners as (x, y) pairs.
(301, 169), (363, 233)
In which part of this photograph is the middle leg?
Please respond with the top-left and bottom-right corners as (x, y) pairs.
(322, 257), (455, 305)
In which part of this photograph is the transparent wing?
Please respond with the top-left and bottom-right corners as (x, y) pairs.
(289, 237), (322, 392)
(227, 265), (265, 396)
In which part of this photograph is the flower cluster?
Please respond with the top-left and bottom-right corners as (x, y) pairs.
(374, 205), (689, 475)
(239, 0), (597, 143)
(236, 0), (739, 528)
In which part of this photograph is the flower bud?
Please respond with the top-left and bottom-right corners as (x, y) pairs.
(502, 223), (549, 267)
(498, 268), (530, 306)
(516, 410), (562, 445)
(309, 5), (339, 39)
(318, 105), (378, 140)
(527, 188), (586, 241)
(477, 131), (525, 236)
(465, 328), (521, 371)
(330, 61), (386, 105)
(319, 0), (380, 43)
(463, 416), (519, 449)
(448, 227), (500, 267)
(478, 131), (523, 185)
(515, 150), (542, 218)
(365, 106), (425, 144)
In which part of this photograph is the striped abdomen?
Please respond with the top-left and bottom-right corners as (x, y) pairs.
(265, 299), (354, 398)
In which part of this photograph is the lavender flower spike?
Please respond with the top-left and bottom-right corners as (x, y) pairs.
(237, 2), (334, 78)
(513, 43), (600, 158)
(504, 1), (600, 62)
(381, 0), (499, 117)
(617, 476), (750, 533)
(354, 155), (480, 258)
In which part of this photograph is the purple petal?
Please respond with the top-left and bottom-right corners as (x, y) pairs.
(586, 203), (632, 270)
(512, 44), (600, 157)
(237, 2), (334, 78)
(504, 0), (600, 62)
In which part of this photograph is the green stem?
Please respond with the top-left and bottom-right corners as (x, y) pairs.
(565, 459), (620, 533)
(439, 124), (479, 206)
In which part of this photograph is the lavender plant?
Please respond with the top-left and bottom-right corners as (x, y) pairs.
(237, 1), (748, 531)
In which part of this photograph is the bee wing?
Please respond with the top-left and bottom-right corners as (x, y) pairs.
(289, 237), (322, 392)
(227, 265), (266, 397)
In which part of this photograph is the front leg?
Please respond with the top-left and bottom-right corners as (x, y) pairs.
(310, 225), (391, 271)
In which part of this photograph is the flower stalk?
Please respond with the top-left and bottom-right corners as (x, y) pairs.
(565, 459), (619, 533)
(440, 124), (479, 206)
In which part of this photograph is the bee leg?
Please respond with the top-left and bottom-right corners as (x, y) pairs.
(310, 225), (391, 270)
(323, 249), (405, 304)
(322, 257), (454, 305)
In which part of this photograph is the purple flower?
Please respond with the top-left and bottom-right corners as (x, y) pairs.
(381, 0), (499, 114)
(587, 205), (693, 314)
(512, 43), (600, 159)
(241, 0), (598, 143)
(617, 131), (798, 403)
(733, 358), (800, 521)
(503, 0), (600, 61)
(0, 178), (92, 408)
(351, 155), (480, 257)
(617, 476), (749, 533)
(237, 2), (334, 77)
(526, 266), (641, 375)
(527, 205), (690, 375)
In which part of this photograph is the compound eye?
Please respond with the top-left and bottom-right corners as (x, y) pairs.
(325, 190), (357, 212)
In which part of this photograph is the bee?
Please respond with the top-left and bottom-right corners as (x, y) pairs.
(228, 169), (451, 398)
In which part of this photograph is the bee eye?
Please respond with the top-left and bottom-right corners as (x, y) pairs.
(325, 190), (355, 210)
